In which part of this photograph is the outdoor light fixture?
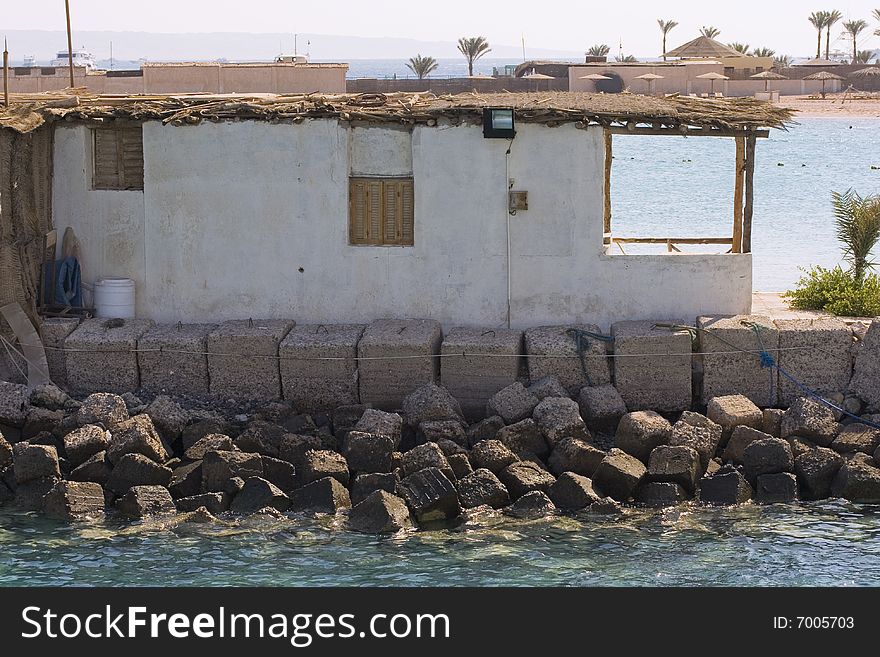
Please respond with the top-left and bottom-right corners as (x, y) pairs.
(483, 108), (516, 138)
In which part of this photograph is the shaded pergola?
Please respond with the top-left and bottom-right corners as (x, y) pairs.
(750, 70), (788, 91)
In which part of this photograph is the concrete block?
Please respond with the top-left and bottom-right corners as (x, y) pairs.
(524, 325), (611, 394)
(848, 319), (880, 412)
(64, 318), (154, 395)
(207, 319), (294, 401)
(137, 323), (214, 396)
(698, 315), (778, 407)
(39, 317), (80, 388)
(440, 326), (522, 419)
(357, 319), (442, 410)
(280, 324), (364, 411)
(775, 319), (852, 406)
(611, 321), (692, 412)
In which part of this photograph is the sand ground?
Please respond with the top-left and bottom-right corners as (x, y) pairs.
(778, 94), (880, 119)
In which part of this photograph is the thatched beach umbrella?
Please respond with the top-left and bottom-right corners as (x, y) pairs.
(696, 71), (729, 94)
(750, 70), (787, 91)
(523, 71), (554, 90)
(804, 69), (845, 98)
(850, 66), (880, 78)
(634, 72), (664, 95)
(579, 72), (612, 91)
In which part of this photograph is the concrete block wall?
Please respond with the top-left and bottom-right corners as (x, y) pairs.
(44, 314), (867, 416)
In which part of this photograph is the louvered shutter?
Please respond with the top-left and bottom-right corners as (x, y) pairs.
(400, 179), (414, 245)
(120, 127), (144, 190)
(366, 179), (382, 242)
(349, 179), (368, 244)
(93, 129), (121, 189)
(349, 177), (414, 246)
(384, 181), (401, 244)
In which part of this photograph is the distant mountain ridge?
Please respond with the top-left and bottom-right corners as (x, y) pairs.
(3, 29), (583, 64)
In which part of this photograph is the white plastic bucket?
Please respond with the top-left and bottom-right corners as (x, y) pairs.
(94, 277), (136, 319)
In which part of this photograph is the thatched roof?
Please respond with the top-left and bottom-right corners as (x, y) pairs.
(0, 89), (794, 135)
(664, 36), (743, 59)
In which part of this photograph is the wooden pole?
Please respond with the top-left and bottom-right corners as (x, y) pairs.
(65, 0), (74, 88)
(732, 136), (745, 253)
(603, 129), (612, 237)
(3, 38), (8, 108)
(742, 133), (757, 254)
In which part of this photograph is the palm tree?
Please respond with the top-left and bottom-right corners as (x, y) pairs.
(586, 44), (611, 57)
(875, 8), (880, 35)
(406, 54), (438, 79)
(728, 42), (750, 54)
(825, 10), (842, 59)
(855, 49), (874, 63)
(700, 26), (721, 39)
(832, 189), (880, 283)
(657, 19), (678, 60)
(753, 47), (776, 58)
(615, 54), (638, 62)
(843, 19), (868, 62)
(808, 11), (828, 59)
(773, 54), (793, 68)
(457, 36), (491, 77)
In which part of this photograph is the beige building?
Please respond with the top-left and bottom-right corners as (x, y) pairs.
(6, 61), (348, 95)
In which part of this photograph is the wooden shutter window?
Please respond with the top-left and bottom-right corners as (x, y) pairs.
(349, 177), (414, 246)
(93, 126), (143, 190)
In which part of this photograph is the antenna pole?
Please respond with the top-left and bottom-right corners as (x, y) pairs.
(3, 38), (9, 108)
(64, 0), (75, 87)
(521, 34), (526, 62)
(110, 40), (113, 70)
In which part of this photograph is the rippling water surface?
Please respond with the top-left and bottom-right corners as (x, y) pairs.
(611, 117), (880, 291)
(2, 501), (878, 587)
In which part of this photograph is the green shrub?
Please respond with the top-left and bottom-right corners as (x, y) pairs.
(784, 266), (880, 317)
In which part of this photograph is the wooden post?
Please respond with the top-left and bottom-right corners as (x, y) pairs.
(603, 129), (612, 236)
(3, 38), (8, 108)
(64, 0), (74, 88)
(732, 136), (745, 253)
(742, 133), (756, 254)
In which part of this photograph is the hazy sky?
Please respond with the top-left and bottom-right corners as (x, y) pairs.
(5, 0), (880, 57)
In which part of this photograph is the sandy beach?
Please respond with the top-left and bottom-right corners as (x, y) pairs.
(779, 94), (880, 119)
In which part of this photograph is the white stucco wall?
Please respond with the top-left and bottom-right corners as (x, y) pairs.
(52, 119), (751, 329)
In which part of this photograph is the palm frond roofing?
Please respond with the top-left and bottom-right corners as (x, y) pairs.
(664, 36), (744, 59)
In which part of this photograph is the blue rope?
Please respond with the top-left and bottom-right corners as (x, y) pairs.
(566, 328), (614, 387)
(747, 322), (880, 431)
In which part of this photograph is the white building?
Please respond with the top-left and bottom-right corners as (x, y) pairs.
(6, 92), (791, 330)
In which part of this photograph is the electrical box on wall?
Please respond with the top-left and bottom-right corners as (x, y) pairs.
(509, 190), (528, 212)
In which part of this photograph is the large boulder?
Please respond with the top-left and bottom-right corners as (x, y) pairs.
(577, 385), (627, 433)
(506, 490), (556, 518)
(42, 480), (105, 520)
(69, 451), (112, 486)
(0, 433), (12, 468)
(63, 425), (110, 468)
(669, 412), (723, 472)
(182, 418), (235, 451)
(106, 453), (173, 494)
(830, 423), (880, 455)
(636, 481), (688, 507)
(456, 468), (510, 509)
(230, 477), (290, 513)
(647, 444), (701, 493)
(349, 472), (400, 505)
(447, 453), (473, 480)
(548, 472), (603, 510)
(417, 420), (467, 447)
(234, 422), (287, 457)
(261, 456), (297, 492)
(780, 397), (838, 446)
(533, 397), (589, 448)
(168, 461), (203, 499)
(300, 449), (349, 487)
(175, 492), (231, 515)
(794, 447), (844, 500)
(288, 476), (351, 514)
(591, 448), (646, 502)
(762, 408), (785, 438)
(547, 437), (605, 477)
(348, 491), (413, 533)
(614, 411), (673, 464)
(470, 439), (518, 474)
(486, 382), (539, 424)
(755, 472), (799, 504)
(741, 437), (794, 484)
(76, 392), (129, 428)
(106, 415), (168, 465)
(498, 461), (556, 500)
(117, 485), (176, 518)
(14, 477), (58, 511)
(398, 467), (461, 523)
(341, 431), (394, 473)
(706, 394), (763, 442)
(722, 426), (773, 465)
(353, 409), (403, 449)
(831, 460), (880, 502)
(399, 442), (451, 478)
(184, 434), (235, 461)
(497, 419), (549, 459)
(402, 384), (464, 427)
(202, 450), (263, 492)
(0, 381), (29, 427)
(29, 384), (71, 411)
(278, 434), (324, 467)
(22, 407), (64, 440)
(466, 416), (505, 447)
(145, 395), (189, 440)
(697, 465), (753, 505)
(528, 376), (569, 401)
(13, 443), (61, 483)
